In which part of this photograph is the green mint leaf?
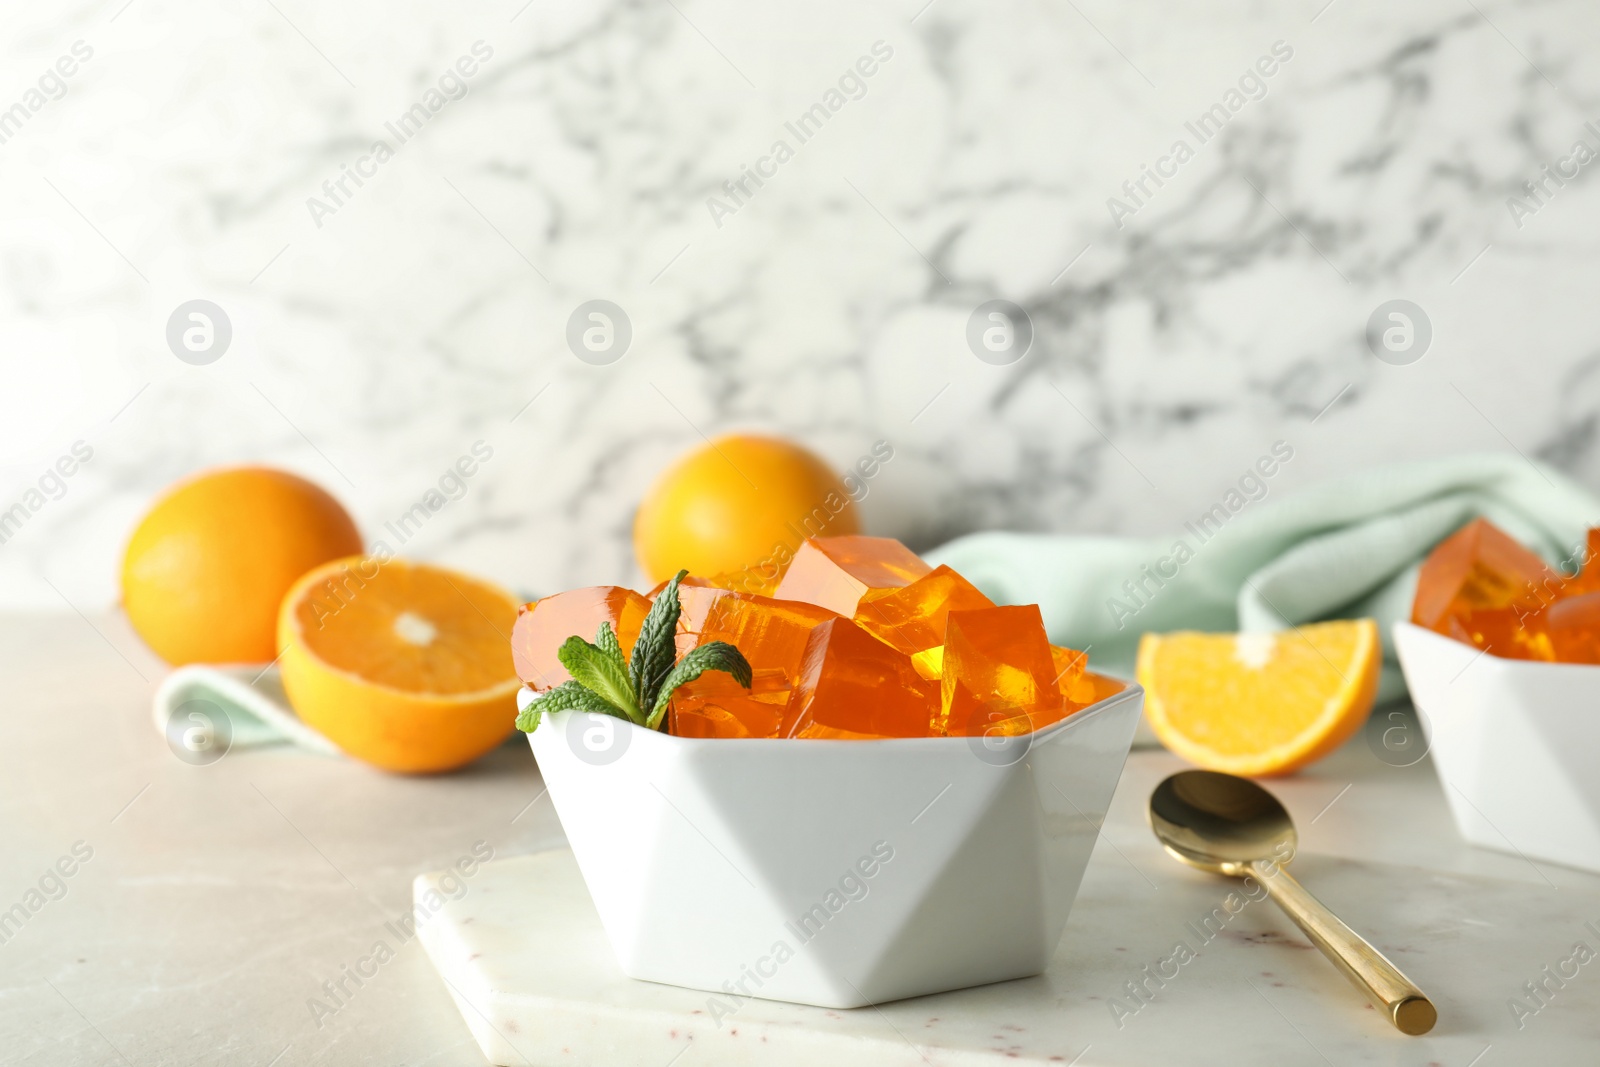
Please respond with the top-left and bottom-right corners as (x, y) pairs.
(515, 681), (624, 732)
(557, 635), (642, 722)
(595, 621), (626, 669)
(646, 640), (753, 729)
(630, 569), (687, 713)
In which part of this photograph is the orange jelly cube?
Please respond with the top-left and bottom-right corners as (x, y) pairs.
(671, 668), (791, 738)
(1050, 644), (1097, 706)
(1074, 670), (1128, 707)
(1048, 647), (1126, 710)
(649, 572), (767, 599)
(1542, 592), (1600, 664)
(1413, 518), (1554, 635)
(512, 588), (649, 687)
(511, 586), (651, 690)
(648, 576), (805, 658)
(1560, 528), (1600, 597)
(855, 565), (995, 678)
(781, 618), (939, 739)
(773, 536), (933, 617)
(652, 578), (738, 658)
(647, 574), (725, 602)
(1445, 606), (1554, 661)
(697, 593), (838, 684)
(705, 566), (783, 597)
(940, 605), (1062, 737)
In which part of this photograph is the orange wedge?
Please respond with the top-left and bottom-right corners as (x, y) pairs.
(278, 557), (521, 773)
(1137, 619), (1381, 777)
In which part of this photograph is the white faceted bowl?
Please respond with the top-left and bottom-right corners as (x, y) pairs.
(1393, 621), (1600, 873)
(523, 683), (1143, 1008)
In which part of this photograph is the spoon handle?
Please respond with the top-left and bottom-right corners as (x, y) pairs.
(1247, 860), (1436, 1035)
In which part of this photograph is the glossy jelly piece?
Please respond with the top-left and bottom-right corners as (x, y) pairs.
(670, 668), (790, 738)
(660, 579), (739, 658)
(789, 720), (897, 740)
(713, 567), (784, 598)
(985, 657), (1123, 735)
(1556, 528), (1600, 598)
(1546, 592), (1600, 663)
(1071, 669), (1127, 709)
(1413, 518), (1554, 634)
(1050, 644), (1095, 706)
(910, 647), (945, 680)
(1535, 594), (1600, 663)
(652, 569), (781, 597)
(671, 703), (755, 739)
(855, 565), (995, 676)
(1443, 604), (1552, 660)
(773, 536), (933, 617)
(782, 617), (939, 739)
(940, 605), (1061, 737)
(647, 574), (724, 602)
(696, 593), (838, 683)
(511, 586), (651, 690)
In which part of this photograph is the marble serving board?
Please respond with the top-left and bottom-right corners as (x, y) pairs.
(415, 847), (1600, 1066)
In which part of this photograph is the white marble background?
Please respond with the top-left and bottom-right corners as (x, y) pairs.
(4, 0), (1600, 610)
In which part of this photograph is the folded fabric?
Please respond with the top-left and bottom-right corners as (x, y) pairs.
(924, 453), (1600, 703)
(152, 664), (339, 756)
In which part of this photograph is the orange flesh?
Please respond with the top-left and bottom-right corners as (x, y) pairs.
(293, 559), (517, 695)
(1138, 620), (1380, 777)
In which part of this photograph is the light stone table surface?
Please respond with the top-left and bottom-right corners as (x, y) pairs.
(6, 612), (1600, 1065)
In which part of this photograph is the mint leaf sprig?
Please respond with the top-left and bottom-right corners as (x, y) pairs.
(515, 570), (753, 734)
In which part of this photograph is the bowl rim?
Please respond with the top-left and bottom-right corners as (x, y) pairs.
(519, 679), (1144, 751)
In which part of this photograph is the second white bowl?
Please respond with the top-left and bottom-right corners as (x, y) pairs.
(1393, 621), (1600, 874)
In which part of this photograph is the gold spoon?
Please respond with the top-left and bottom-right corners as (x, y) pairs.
(1148, 770), (1436, 1036)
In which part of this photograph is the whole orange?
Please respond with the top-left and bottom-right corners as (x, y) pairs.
(633, 434), (860, 589)
(122, 467), (363, 665)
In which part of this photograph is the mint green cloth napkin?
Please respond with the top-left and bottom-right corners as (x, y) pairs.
(152, 664), (340, 755)
(924, 454), (1600, 703)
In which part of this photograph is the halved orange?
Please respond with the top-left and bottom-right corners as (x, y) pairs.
(278, 556), (521, 773)
(1137, 619), (1381, 777)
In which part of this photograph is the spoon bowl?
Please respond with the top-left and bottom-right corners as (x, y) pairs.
(1149, 769), (1296, 875)
(1148, 770), (1436, 1036)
